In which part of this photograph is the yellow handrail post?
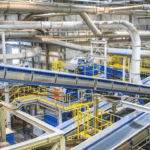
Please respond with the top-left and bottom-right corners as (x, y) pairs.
(93, 63), (94, 76)
(77, 109), (80, 139)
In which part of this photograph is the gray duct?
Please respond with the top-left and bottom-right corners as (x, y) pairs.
(68, 0), (144, 5)
(4, 39), (150, 58)
(0, 46), (41, 60)
(80, 12), (102, 37)
(109, 4), (150, 12)
(107, 48), (150, 58)
(97, 21), (142, 84)
(1, 30), (37, 38)
(12, 37), (92, 52)
(0, 1), (104, 14)
(0, 21), (148, 35)
(103, 31), (150, 38)
(110, 10), (150, 16)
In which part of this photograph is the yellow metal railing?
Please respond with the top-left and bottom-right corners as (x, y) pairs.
(109, 55), (150, 73)
(68, 104), (122, 140)
(12, 86), (94, 110)
(0, 84), (24, 99)
(52, 61), (101, 77)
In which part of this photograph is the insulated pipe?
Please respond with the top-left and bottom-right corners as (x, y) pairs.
(0, 46), (41, 60)
(0, 1), (104, 14)
(80, 12), (102, 37)
(1, 21), (150, 38)
(109, 4), (150, 12)
(12, 37), (150, 58)
(13, 37), (92, 52)
(103, 31), (150, 38)
(2, 30), (37, 38)
(99, 21), (142, 84)
(110, 10), (150, 16)
(68, 0), (145, 5)
(107, 48), (150, 58)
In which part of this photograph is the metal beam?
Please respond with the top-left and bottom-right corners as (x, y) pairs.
(122, 101), (150, 113)
(0, 107), (6, 142)
(94, 96), (99, 130)
(0, 101), (65, 150)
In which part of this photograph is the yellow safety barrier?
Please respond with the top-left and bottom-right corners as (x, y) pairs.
(68, 104), (122, 140)
(52, 61), (101, 77)
(109, 55), (150, 73)
(0, 84), (24, 99)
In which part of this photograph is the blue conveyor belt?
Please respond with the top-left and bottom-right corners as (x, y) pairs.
(73, 102), (150, 150)
(0, 64), (150, 95)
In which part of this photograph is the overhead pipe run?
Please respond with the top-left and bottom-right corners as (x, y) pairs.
(4, 39), (150, 59)
(13, 37), (92, 52)
(14, 21), (141, 84)
(110, 10), (150, 16)
(0, 46), (41, 61)
(109, 4), (150, 12)
(98, 21), (142, 84)
(80, 12), (102, 38)
(0, 1), (104, 14)
(1, 30), (37, 38)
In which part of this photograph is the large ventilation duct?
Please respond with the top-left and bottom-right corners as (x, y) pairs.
(110, 10), (150, 16)
(14, 21), (140, 84)
(109, 4), (150, 12)
(107, 48), (150, 58)
(0, 2), (104, 14)
(4, 39), (150, 58)
(68, 0), (145, 5)
(0, 46), (41, 60)
(103, 31), (150, 38)
(12, 37), (92, 52)
(0, 21), (149, 36)
(1, 30), (37, 38)
(80, 12), (102, 37)
(97, 21), (141, 84)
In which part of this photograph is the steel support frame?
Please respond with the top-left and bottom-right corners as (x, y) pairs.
(94, 96), (99, 130)
(0, 107), (6, 142)
(122, 57), (126, 82)
(2, 31), (11, 129)
(0, 101), (65, 150)
(91, 39), (107, 79)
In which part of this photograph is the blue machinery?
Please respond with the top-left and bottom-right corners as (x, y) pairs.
(0, 64), (150, 95)
(1, 64), (150, 149)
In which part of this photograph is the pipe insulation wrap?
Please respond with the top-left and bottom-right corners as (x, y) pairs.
(80, 12), (102, 37)
(0, 1), (104, 14)
(0, 46), (41, 60)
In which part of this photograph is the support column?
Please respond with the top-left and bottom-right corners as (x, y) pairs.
(58, 110), (62, 125)
(112, 103), (116, 123)
(93, 96), (99, 131)
(128, 58), (132, 83)
(58, 87), (62, 125)
(2, 32), (11, 129)
(122, 57), (126, 81)
(0, 107), (6, 142)
(80, 12), (102, 38)
(30, 105), (35, 116)
(60, 137), (65, 150)
(46, 45), (49, 70)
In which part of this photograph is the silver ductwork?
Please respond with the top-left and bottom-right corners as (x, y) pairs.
(1, 30), (37, 38)
(13, 37), (92, 52)
(107, 48), (150, 58)
(0, 1), (104, 14)
(109, 4), (150, 12)
(98, 21), (142, 84)
(110, 10), (150, 16)
(80, 12), (102, 37)
(0, 21), (149, 37)
(0, 46), (41, 61)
